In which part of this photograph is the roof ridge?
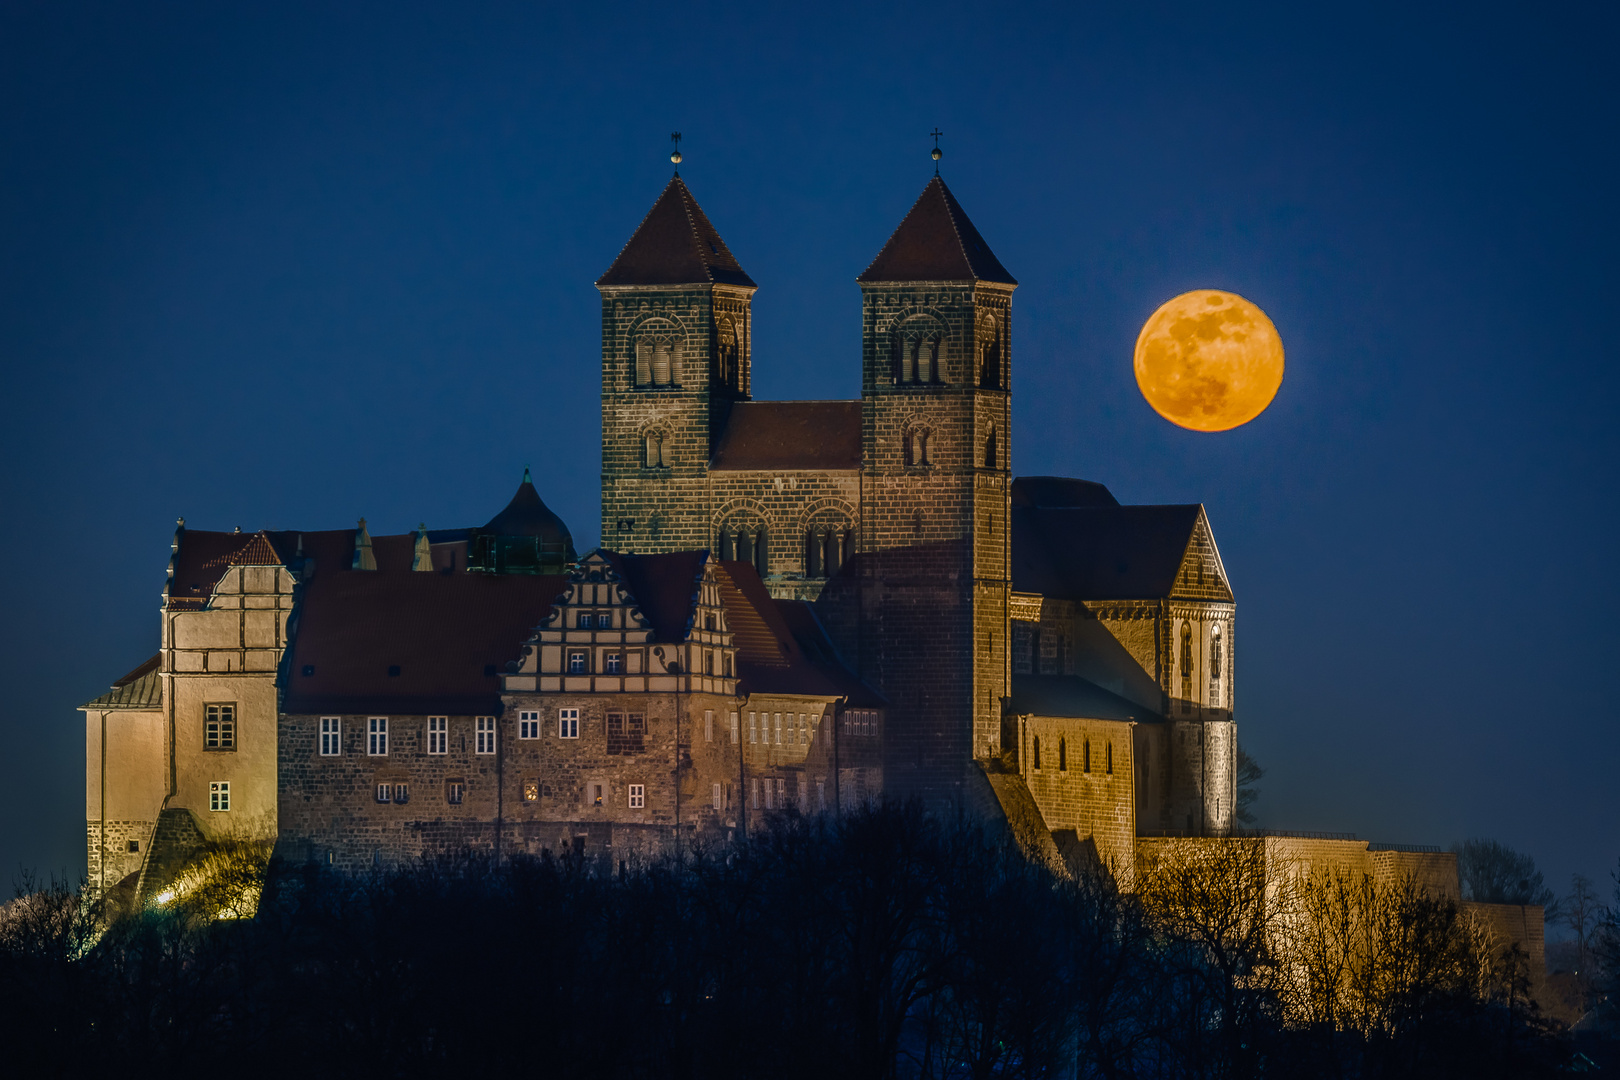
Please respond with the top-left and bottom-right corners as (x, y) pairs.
(676, 179), (715, 284)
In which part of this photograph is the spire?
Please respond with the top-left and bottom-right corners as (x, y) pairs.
(857, 176), (1016, 286)
(412, 523), (434, 572)
(352, 517), (376, 572)
(596, 177), (756, 288)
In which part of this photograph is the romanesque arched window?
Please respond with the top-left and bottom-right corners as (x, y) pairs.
(893, 319), (946, 385)
(1180, 621), (1194, 715)
(644, 431), (668, 468)
(905, 428), (931, 467)
(635, 330), (678, 387)
(918, 336), (940, 383)
(804, 526), (850, 578)
(1210, 624), (1224, 709)
(979, 322), (1002, 389)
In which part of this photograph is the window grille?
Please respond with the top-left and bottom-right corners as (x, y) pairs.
(319, 717), (341, 756)
(428, 716), (447, 754)
(558, 709), (579, 738)
(568, 652), (587, 674)
(368, 717), (388, 756)
(205, 704), (236, 750)
(712, 783), (723, 811)
(209, 781), (230, 812)
(519, 712), (540, 740)
(628, 784), (645, 810)
(475, 716), (496, 755)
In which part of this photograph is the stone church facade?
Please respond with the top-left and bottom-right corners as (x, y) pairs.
(83, 170), (1278, 895)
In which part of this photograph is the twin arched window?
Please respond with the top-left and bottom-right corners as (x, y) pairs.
(717, 525), (768, 577)
(635, 334), (677, 387)
(979, 325), (1003, 389)
(805, 527), (850, 578)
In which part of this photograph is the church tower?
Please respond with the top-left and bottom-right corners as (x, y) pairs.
(850, 176), (1017, 803)
(597, 177), (756, 553)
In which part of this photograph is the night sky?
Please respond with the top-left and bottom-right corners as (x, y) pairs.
(3, 2), (1616, 895)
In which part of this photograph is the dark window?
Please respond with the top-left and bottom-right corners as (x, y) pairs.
(446, 780), (464, 805)
(984, 427), (997, 468)
(393, 783), (409, 804)
(1032, 736), (1042, 771)
(568, 652), (587, 674)
(1058, 738), (1067, 772)
(204, 704), (236, 751)
(1084, 739), (1091, 774)
(127, 840), (139, 853)
(1106, 742), (1114, 775)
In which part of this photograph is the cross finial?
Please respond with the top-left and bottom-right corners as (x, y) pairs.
(930, 128), (943, 173)
(670, 132), (683, 174)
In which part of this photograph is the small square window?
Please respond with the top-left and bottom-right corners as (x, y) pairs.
(628, 784), (645, 809)
(127, 840), (140, 853)
(475, 716), (496, 755)
(319, 716), (341, 756)
(376, 783), (391, 804)
(605, 654), (622, 674)
(519, 711), (540, 739)
(446, 780), (464, 805)
(427, 716), (447, 755)
(204, 704), (236, 751)
(209, 781), (230, 812)
(393, 783), (409, 804)
(568, 652), (587, 674)
(558, 708), (579, 739)
(523, 780), (539, 802)
(368, 717), (389, 756)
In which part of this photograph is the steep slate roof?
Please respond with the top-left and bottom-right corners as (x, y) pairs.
(1006, 674), (1157, 722)
(710, 401), (863, 470)
(1010, 476), (1120, 509)
(81, 654), (162, 710)
(596, 176), (756, 288)
(715, 560), (883, 703)
(857, 176), (1016, 285)
(283, 572), (567, 716)
(1013, 504), (1203, 600)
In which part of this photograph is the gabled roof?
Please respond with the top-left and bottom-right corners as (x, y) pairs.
(1012, 503), (1206, 601)
(167, 529), (293, 608)
(857, 176), (1016, 285)
(715, 560), (884, 704)
(282, 572), (567, 715)
(1006, 674), (1157, 723)
(596, 176), (756, 288)
(81, 653), (162, 710)
(710, 401), (863, 471)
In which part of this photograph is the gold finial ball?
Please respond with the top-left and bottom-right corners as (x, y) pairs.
(671, 150), (682, 164)
(931, 147), (942, 161)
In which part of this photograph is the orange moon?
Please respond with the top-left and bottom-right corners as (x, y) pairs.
(1134, 290), (1284, 432)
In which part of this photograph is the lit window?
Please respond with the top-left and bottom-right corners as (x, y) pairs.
(427, 716), (447, 754)
(209, 781), (230, 812)
(375, 783), (391, 804)
(568, 652), (587, 674)
(519, 711), (540, 740)
(605, 653), (623, 674)
(205, 704), (236, 751)
(558, 708), (579, 739)
(475, 716), (496, 755)
(712, 783), (723, 811)
(705, 710), (714, 742)
(446, 780), (464, 805)
(628, 784), (645, 810)
(523, 780), (539, 802)
(368, 717), (388, 756)
(319, 716), (341, 756)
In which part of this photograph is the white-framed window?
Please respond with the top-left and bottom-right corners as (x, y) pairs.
(319, 717), (341, 756)
(368, 717), (388, 756)
(712, 782), (723, 811)
(519, 711), (540, 739)
(568, 651), (587, 674)
(375, 783), (391, 803)
(764, 778), (775, 810)
(605, 653), (622, 674)
(798, 713), (807, 745)
(427, 716), (447, 755)
(628, 784), (645, 809)
(578, 612), (593, 629)
(705, 710), (714, 742)
(209, 781), (230, 812)
(748, 712), (757, 743)
(558, 708), (579, 739)
(446, 780), (464, 805)
(393, 782), (409, 804)
(475, 716), (496, 755)
(774, 713), (783, 745)
(729, 711), (739, 744)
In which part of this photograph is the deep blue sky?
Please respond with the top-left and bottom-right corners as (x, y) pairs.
(3, 2), (1616, 897)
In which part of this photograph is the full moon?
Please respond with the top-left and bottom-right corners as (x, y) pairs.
(1134, 290), (1284, 432)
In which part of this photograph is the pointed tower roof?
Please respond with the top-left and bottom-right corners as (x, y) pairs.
(858, 176), (1016, 285)
(483, 470), (577, 561)
(597, 177), (756, 288)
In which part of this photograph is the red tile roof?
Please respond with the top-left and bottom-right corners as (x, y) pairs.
(283, 571), (567, 716)
(596, 177), (756, 289)
(716, 560), (883, 704)
(710, 401), (863, 471)
(857, 176), (1016, 285)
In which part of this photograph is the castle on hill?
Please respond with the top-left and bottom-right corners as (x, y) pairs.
(85, 170), (1251, 894)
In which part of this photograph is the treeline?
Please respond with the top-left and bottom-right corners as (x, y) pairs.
(0, 805), (1590, 1079)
